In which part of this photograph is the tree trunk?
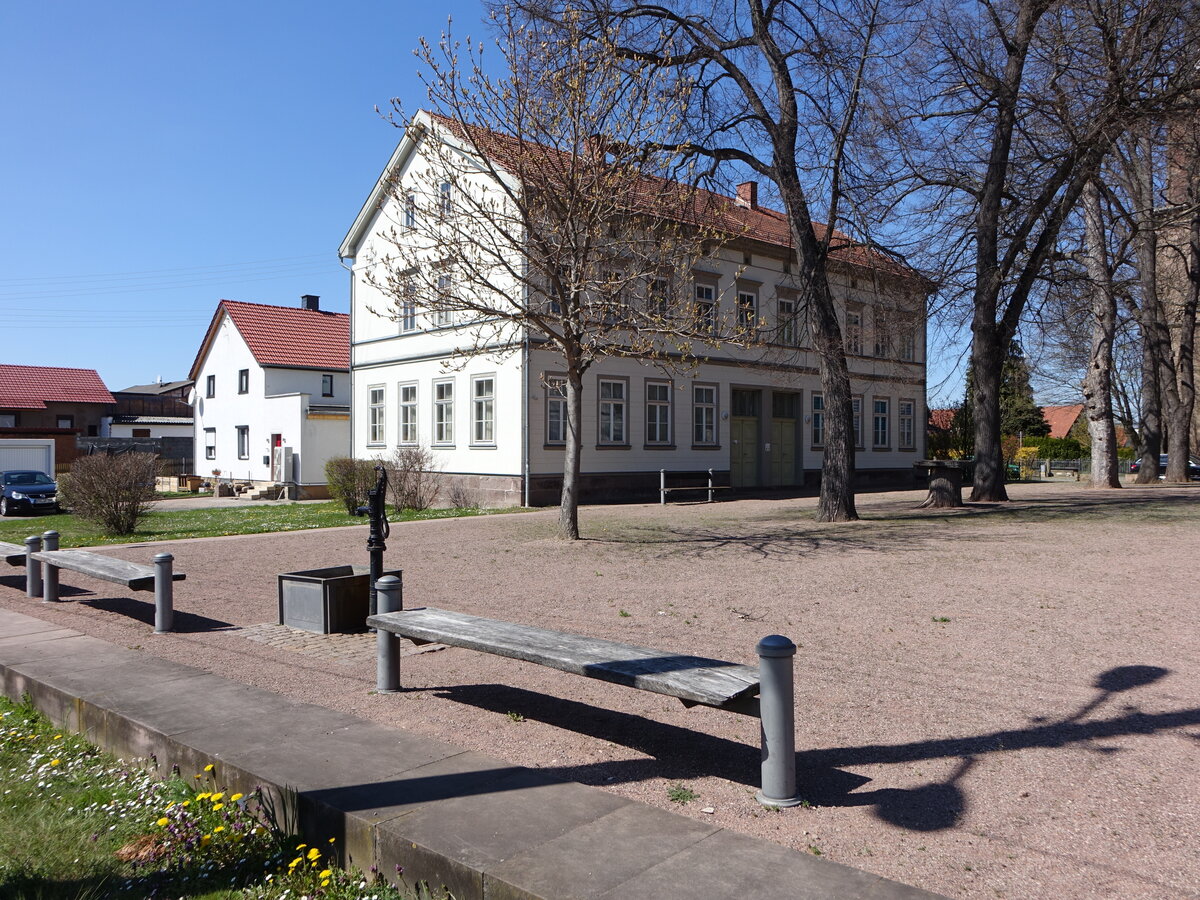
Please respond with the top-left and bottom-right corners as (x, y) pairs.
(559, 366), (584, 540)
(811, 290), (858, 522)
(1165, 178), (1199, 482)
(969, 323), (1008, 501)
(1081, 181), (1121, 488)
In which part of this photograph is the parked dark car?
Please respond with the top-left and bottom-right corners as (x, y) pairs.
(0, 470), (59, 516)
(1128, 454), (1200, 480)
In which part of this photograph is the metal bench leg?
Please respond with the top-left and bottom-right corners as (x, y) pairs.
(375, 574), (402, 693)
(756, 634), (802, 808)
(154, 552), (174, 634)
(41, 531), (59, 603)
(24, 535), (42, 598)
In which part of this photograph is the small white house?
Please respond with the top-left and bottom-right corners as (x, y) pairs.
(339, 113), (929, 507)
(188, 296), (350, 498)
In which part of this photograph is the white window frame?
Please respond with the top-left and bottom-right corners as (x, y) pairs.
(236, 425), (249, 459)
(899, 399), (916, 450)
(778, 296), (799, 346)
(899, 329), (916, 362)
(439, 181), (452, 216)
(435, 274), (454, 327)
(736, 288), (757, 331)
(693, 383), (718, 446)
(472, 375), (496, 446)
(645, 380), (672, 446)
(368, 384), (386, 446)
(873, 397), (890, 448)
(545, 376), (567, 445)
(399, 382), (418, 445)
(204, 427), (216, 460)
(846, 310), (863, 355)
(400, 282), (417, 332)
(853, 395), (863, 448)
(811, 393), (825, 448)
(598, 378), (628, 445)
(648, 277), (670, 319)
(433, 379), (455, 445)
(694, 282), (716, 334)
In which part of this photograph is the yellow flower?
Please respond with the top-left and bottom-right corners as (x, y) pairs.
(328, 837), (336, 843)
(212, 803), (224, 811)
(53, 734), (62, 740)
(193, 774), (202, 779)
(204, 764), (215, 772)
(213, 825), (225, 833)
(49, 759), (60, 766)
(210, 792), (224, 801)
(182, 800), (191, 807)
(321, 879), (330, 888)
(296, 843), (307, 850)
(289, 857), (302, 869)
(319, 869), (332, 879)
(307, 847), (321, 860)
(156, 817), (169, 827)
(200, 834), (211, 846)
(230, 792), (243, 802)
(197, 792), (211, 800)
(165, 801), (174, 810)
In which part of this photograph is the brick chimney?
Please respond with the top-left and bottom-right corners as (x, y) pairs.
(735, 181), (758, 209)
(300, 294), (320, 311)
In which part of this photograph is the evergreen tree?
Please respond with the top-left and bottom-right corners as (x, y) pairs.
(1001, 341), (1049, 438)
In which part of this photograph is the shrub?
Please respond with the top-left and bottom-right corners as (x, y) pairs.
(1024, 437), (1085, 459)
(60, 452), (160, 535)
(324, 457), (376, 514)
(387, 445), (442, 510)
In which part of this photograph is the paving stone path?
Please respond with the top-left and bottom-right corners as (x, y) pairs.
(237, 623), (443, 666)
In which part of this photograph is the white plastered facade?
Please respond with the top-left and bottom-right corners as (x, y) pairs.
(341, 113), (928, 507)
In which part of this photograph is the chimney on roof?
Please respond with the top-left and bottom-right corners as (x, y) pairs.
(300, 294), (320, 311)
(735, 181), (759, 209)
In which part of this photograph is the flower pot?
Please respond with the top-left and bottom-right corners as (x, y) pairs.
(277, 565), (401, 634)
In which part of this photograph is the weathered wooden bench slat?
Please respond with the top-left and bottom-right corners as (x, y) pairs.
(0, 541), (26, 567)
(367, 607), (759, 709)
(31, 549), (186, 592)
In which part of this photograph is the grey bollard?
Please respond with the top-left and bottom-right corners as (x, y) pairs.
(41, 531), (60, 603)
(24, 535), (42, 598)
(375, 574), (403, 693)
(755, 634), (803, 808)
(153, 553), (174, 634)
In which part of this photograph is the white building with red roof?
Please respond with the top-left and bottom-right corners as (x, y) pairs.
(188, 296), (349, 497)
(338, 111), (929, 506)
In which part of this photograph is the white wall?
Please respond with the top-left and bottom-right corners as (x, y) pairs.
(107, 422), (194, 439)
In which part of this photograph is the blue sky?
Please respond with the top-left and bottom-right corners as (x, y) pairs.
(0, 0), (481, 391)
(1, 1), (970, 404)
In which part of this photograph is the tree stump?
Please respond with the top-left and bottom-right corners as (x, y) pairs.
(914, 461), (965, 508)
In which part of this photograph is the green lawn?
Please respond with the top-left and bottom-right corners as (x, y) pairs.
(0, 695), (429, 899)
(0, 502), (517, 549)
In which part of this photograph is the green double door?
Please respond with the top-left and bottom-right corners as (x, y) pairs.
(730, 390), (800, 489)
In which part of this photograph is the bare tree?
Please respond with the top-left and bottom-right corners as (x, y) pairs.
(507, 0), (920, 523)
(366, 12), (740, 539)
(893, 0), (1199, 500)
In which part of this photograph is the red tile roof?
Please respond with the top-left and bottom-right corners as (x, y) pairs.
(1042, 404), (1084, 439)
(0, 365), (114, 409)
(429, 113), (924, 285)
(190, 300), (349, 379)
(928, 408), (956, 431)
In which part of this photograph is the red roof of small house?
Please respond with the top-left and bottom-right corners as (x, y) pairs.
(189, 300), (350, 380)
(0, 365), (115, 409)
(1042, 404), (1084, 439)
(928, 408), (956, 431)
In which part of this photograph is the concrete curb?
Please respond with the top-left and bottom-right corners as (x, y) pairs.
(0, 608), (944, 900)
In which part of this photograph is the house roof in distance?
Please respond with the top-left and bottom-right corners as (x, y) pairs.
(0, 365), (115, 409)
(189, 300), (350, 380)
(117, 380), (193, 395)
(1042, 404), (1084, 439)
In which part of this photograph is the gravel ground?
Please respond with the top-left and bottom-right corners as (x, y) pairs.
(2, 480), (1197, 900)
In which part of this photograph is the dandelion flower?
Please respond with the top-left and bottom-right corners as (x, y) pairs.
(204, 764), (215, 772)
(182, 800), (191, 807)
(230, 792), (243, 802)
(307, 847), (321, 860)
(49, 759), (60, 766)
(296, 843), (307, 850)
(200, 834), (211, 846)
(319, 869), (332, 879)
(197, 792), (211, 800)
(53, 734), (62, 740)
(321, 880), (330, 887)
(210, 792), (224, 801)
(193, 774), (202, 779)
(212, 803), (224, 811)
(156, 817), (169, 827)
(328, 837), (336, 843)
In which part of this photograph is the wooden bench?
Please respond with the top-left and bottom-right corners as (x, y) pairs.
(659, 468), (732, 505)
(368, 606), (762, 713)
(367, 588), (803, 807)
(0, 541), (26, 567)
(23, 532), (184, 633)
